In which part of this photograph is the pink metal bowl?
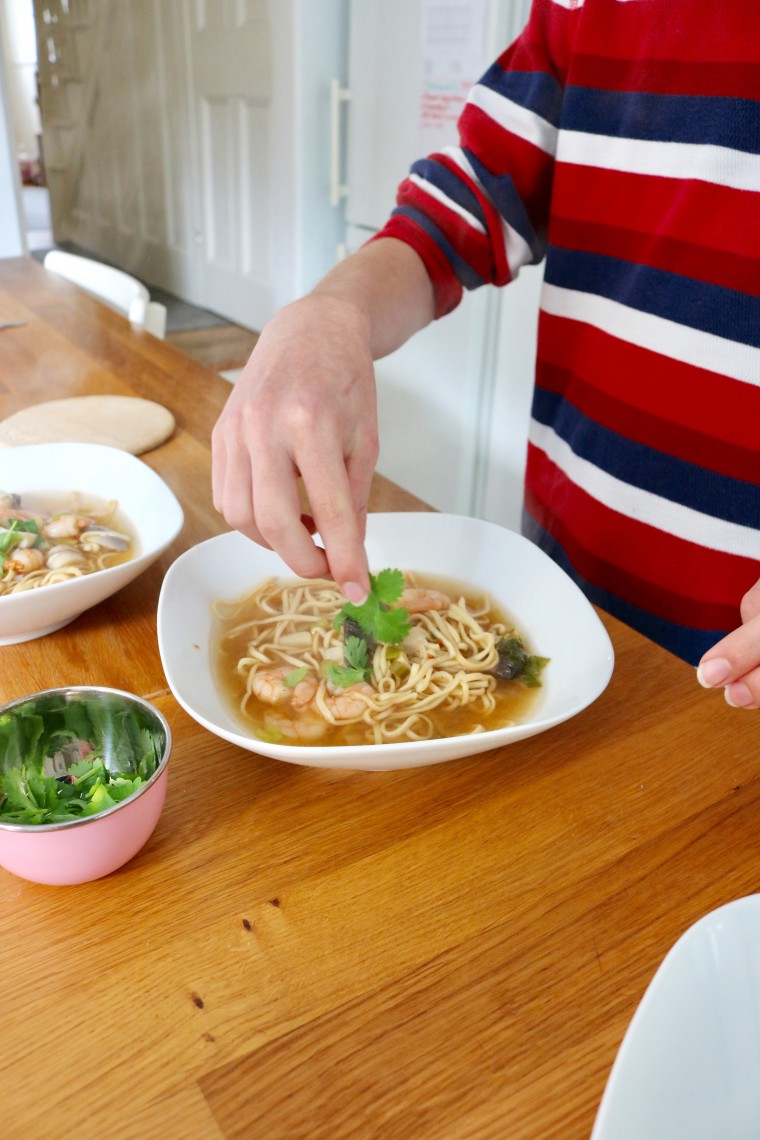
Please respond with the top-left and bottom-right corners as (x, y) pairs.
(0, 687), (171, 885)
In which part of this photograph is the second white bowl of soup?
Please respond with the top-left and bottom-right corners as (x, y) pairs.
(157, 513), (614, 771)
(0, 442), (183, 644)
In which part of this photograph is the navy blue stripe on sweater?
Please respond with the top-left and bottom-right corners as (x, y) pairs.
(562, 87), (760, 155)
(522, 511), (727, 665)
(410, 154), (542, 261)
(479, 63), (565, 127)
(411, 158), (488, 230)
(464, 150), (545, 261)
(544, 247), (760, 348)
(532, 386), (760, 528)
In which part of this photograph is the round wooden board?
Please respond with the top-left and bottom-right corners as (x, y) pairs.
(0, 395), (176, 455)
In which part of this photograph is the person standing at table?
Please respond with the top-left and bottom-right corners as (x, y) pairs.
(212, 0), (760, 708)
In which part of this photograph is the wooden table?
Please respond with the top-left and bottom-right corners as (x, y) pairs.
(1, 255), (758, 1138)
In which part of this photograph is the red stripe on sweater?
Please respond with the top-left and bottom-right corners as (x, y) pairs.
(536, 312), (760, 465)
(524, 444), (757, 627)
(551, 166), (760, 264)
(368, 223), (462, 319)
(548, 215), (760, 300)
(568, 54), (760, 97)
(535, 358), (759, 485)
(395, 176), (505, 286)
(430, 153), (515, 285)
(572, 0), (760, 65)
(458, 104), (554, 233)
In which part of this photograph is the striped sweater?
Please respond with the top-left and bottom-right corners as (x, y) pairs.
(374, 0), (760, 665)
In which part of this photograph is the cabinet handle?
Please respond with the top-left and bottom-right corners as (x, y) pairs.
(329, 79), (351, 207)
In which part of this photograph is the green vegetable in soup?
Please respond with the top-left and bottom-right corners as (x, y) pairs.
(492, 637), (549, 687)
(0, 695), (162, 825)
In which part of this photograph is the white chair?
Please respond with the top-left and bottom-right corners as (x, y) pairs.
(43, 250), (167, 339)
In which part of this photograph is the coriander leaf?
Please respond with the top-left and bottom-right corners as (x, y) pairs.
(284, 667), (308, 687)
(343, 636), (369, 673)
(373, 605), (412, 644)
(370, 568), (405, 606)
(333, 568), (411, 645)
(87, 783), (119, 815)
(326, 663), (368, 688)
(326, 632), (373, 688)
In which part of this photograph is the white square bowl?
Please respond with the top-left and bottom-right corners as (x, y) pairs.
(0, 442), (184, 644)
(157, 513), (614, 771)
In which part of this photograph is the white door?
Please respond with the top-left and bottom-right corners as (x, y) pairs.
(185, 0), (275, 325)
(34, 0), (347, 329)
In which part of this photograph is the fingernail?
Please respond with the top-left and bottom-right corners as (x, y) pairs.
(697, 657), (732, 688)
(343, 581), (368, 604)
(725, 681), (752, 708)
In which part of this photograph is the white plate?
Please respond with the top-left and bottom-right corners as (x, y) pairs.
(157, 513), (614, 771)
(0, 442), (183, 643)
(592, 895), (760, 1140)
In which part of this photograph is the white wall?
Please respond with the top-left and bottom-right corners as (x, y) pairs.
(0, 8), (27, 258)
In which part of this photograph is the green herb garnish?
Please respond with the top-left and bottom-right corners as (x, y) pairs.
(333, 569), (411, 645)
(326, 570), (411, 688)
(284, 667), (308, 688)
(0, 518), (40, 560)
(327, 636), (370, 688)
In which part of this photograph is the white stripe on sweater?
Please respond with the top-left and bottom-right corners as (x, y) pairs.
(467, 83), (558, 157)
(529, 418), (760, 558)
(408, 173), (486, 233)
(558, 131), (760, 193)
(541, 283), (760, 388)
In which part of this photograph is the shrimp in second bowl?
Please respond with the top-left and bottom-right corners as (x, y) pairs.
(318, 681), (375, 723)
(398, 587), (451, 614)
(250, 665), (318, 708)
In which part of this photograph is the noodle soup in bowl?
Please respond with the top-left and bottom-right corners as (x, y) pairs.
(0, 442), (184, 644)
(157, 514), (614, 772)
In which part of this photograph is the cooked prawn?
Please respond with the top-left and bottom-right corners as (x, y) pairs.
(43, 514), (91, 540)
(3, 547), (45, 574)
(320, 680), (375, 721)
(399, 587), (451, 614)
(250, 664), (318, 708)
(264, 707), (328, 743)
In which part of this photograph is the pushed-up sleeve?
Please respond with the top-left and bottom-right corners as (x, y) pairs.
(373, 0), (577, 318)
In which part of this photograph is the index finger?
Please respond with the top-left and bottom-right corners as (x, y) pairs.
(296, 446), (371, 602)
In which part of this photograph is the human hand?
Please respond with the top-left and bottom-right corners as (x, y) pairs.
(697, 577), (760, 708)
(211, 294), (379, 602)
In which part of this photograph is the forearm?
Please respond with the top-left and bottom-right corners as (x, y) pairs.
(310, 237), (436, 360)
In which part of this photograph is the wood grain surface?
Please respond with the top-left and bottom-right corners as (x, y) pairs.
(1, 257), (758, 1139)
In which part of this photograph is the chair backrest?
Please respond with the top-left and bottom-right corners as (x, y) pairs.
(43, 250), (167, 339)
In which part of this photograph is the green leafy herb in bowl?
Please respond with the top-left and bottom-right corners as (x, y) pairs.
(0, 687), (171, 885)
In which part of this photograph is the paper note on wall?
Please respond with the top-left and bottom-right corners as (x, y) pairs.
(419, 0), (488, 147)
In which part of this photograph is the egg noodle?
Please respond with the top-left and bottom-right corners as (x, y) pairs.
(213, 574), (533, 746)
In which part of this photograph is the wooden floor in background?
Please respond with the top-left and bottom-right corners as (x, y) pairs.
(166, 323), (259, 373)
